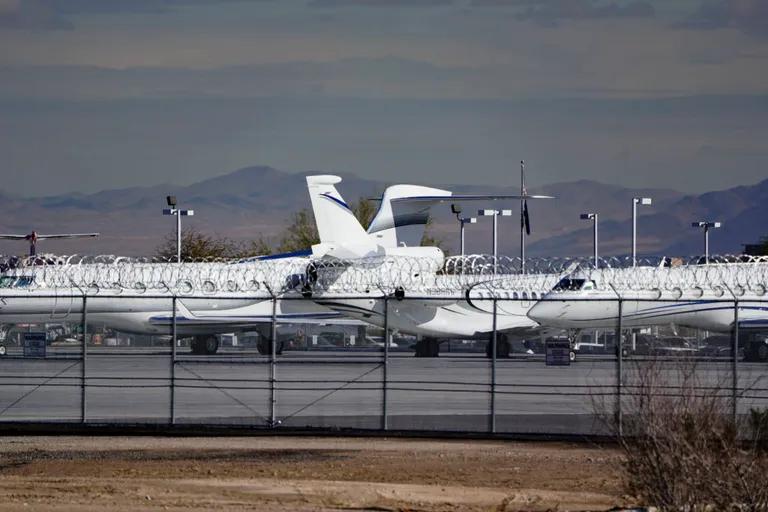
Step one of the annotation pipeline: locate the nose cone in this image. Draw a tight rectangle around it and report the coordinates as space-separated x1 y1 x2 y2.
528 299 567 326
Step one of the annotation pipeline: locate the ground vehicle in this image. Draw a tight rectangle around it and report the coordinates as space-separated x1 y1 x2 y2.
699 335 733 357
654 336 698 356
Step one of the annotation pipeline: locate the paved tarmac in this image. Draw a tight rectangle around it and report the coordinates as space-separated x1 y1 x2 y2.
1 348 766 435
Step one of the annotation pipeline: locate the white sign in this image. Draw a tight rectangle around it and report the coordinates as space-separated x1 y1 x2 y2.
23 332 47 358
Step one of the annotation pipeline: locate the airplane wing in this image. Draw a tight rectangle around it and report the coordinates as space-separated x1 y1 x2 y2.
0 235 30 240
149 301 366 329
35 233 100 240
390 194 554 204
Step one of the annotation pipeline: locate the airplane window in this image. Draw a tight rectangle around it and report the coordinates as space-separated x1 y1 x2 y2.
554 278 585 291
0 276 15 288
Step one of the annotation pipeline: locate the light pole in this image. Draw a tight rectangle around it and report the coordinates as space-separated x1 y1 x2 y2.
580 213 599 268
692 221 721 264
162 195 194 263
479 208 512 273
631 197 652 267
451 204 476 256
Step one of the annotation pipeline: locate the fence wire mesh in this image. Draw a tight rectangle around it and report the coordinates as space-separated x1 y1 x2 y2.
0 253 766 436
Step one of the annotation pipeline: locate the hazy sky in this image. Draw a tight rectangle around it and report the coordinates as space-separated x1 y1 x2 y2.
1 0 766 196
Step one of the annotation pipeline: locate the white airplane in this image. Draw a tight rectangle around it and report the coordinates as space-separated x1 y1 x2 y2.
527 264 768 361
0 259 342 355
305 175 561 357
0 175 554 358
0 231 99 256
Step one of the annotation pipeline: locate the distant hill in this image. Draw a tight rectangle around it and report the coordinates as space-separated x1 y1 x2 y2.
0 165 763 258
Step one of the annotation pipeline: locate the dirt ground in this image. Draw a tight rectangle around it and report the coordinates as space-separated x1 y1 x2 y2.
0 436 633 511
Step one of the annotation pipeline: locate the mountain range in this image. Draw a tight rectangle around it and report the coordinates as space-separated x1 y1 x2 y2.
0 165 764 258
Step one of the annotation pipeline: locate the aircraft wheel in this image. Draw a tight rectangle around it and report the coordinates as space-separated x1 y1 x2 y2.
486 336 510 358
427 338 440 357
0 344 5 356
569 351 576 362
257 339 282 356
756 343 768 363
203 336 219 355
415 339 439 357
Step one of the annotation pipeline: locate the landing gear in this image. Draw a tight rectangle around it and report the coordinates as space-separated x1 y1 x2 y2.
256 338 284 356
190 335 219 355
745 341 768 362
414 338 440 357
758 343 768 362
569 351 576 362
486 334 511 359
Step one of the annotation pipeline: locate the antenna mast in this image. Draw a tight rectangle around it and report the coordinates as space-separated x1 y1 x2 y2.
520 160 526 274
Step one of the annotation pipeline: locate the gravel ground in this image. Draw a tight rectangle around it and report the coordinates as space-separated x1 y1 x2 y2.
0 436 632 511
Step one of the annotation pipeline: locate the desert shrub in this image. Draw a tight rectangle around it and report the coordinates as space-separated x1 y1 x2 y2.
596 358 768 511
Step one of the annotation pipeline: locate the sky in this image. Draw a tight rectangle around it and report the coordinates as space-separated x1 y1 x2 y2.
0 0 767 196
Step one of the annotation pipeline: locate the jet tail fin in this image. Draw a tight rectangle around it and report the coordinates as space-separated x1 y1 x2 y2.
306 175 370 246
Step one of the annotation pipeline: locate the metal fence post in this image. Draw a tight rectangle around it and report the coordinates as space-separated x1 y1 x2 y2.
490 298 497 434
732 299 739 424
170 296 177 425
382 296 389 431
270 296 277 427
81 295 87 423
616 297 623 438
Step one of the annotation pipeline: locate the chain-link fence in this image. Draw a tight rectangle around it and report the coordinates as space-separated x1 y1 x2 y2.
1 290 766 435
1 252 766 432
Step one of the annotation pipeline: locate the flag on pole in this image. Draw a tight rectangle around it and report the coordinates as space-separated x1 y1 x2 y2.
521 161 531 236
523 200 531 235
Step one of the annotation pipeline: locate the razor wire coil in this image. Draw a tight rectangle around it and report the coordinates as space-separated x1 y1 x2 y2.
0 253 766 296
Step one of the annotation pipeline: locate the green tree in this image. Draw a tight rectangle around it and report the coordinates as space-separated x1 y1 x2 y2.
276 209 319 253
352 197 378 230
420 216 445 253
760 236 768 255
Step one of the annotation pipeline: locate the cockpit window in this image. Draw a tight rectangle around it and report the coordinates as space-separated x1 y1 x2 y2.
0 276 15 288
554 278 586 291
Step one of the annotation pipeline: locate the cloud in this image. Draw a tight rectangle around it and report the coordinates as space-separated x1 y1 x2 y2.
472 0 655 26
681 0 768 36
0 57 480 101
0 0 72 30
0 0 266 30
47 0 268 15
310 0 453 7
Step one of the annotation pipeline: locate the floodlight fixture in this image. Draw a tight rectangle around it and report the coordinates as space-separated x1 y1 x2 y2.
631 197 653 267
692 221 721 264
580 212 599 268
162 197 194 263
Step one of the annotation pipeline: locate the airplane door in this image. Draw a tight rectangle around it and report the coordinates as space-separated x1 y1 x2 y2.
51 285 74 320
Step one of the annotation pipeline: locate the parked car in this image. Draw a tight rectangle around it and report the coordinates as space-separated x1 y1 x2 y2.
699 335 733 357
652 336 698 356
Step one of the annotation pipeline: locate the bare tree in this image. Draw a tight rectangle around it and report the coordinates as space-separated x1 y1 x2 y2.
154 228 271 261
595 357 768 511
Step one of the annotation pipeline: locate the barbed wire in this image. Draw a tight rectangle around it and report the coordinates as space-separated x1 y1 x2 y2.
0 253 766 296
